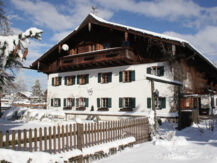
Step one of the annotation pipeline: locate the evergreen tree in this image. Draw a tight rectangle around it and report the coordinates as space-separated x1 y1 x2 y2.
31 80 43 103
0 0 43 114
0 0 43 91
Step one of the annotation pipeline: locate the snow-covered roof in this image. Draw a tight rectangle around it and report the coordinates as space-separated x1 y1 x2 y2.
89 13 186 43
19 91 31 98
146 74 182 86
31 13 217 72
88 13 217 70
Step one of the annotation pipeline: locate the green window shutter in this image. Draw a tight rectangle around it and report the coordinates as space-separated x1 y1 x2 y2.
159 67 164 76
58 99 61 107
119 72 123 82
98 73 101 83
76 98 79 107
51 99 53 106
85 98 89 107
52 78 54 86
108 98 112 108
161 97 166 108
97 98 100 107
147 98 151 109
58 77 62 85
64 77 67 85
72 98 75 106
130 71 135 81
64 98 66 107
85 75 89 84
77 75 80 84
119 98 123 108
108 72 112 82
72 76 76 85
132 98 136 108
147 67 151 74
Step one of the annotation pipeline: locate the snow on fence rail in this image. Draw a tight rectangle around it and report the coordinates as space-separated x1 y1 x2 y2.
0 118 149 154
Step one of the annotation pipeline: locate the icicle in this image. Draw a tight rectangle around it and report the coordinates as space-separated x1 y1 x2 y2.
37 61 40 69
88 23 91 32
172 44 176 55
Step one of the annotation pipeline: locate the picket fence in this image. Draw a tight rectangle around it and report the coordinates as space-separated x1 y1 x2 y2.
0 118 149 162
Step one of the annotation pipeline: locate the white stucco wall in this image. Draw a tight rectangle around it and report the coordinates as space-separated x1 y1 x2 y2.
47 62 175 115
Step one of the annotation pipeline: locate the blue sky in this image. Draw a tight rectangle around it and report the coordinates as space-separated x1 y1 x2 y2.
4 0 217 91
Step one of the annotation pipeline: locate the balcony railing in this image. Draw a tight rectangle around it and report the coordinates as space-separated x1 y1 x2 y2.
49 47 137 72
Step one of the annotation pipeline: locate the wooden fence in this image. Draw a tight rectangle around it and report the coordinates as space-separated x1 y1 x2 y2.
0 118 149 154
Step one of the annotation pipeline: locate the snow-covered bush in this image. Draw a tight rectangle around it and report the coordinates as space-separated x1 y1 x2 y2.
1 107 28 120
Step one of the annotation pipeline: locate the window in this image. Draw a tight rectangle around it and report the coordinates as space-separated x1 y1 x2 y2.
76 98 88 107
186 97 190 107
90 44 97 51
119 70 135 83
64 76 76 86
63 98 75 107
147 97 166 109
52 77 62 86
98 72 112 84
102 43 110 49
147 66 164 76
51 98 61 107
77 74 89 85
97 98 112 108
119 97 136 108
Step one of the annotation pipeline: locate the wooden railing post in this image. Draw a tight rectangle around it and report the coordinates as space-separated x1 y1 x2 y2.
77 123 83 163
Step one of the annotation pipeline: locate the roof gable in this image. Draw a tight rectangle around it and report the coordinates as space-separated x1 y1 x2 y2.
30 13 217 71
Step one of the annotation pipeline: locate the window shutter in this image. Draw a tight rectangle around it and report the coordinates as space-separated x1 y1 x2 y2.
64 98 66 107
147 67 151 74
147 98 151 109
58 99 61 107
51 99 53 106
108 72 112 82
72 76 75 85
85 75 89 84
52 78 54 86
119 72 123 82
119 98 123 108
76 98 79 107
85 98 89 107
158 67 164 76
161 97 166 108
97 98 100 108
58 77 62 85
130 71 135 81
72 98 75 106
64 77 67 85
77 75 80 84
132 98 136 108
108 98 112 108
98 73 101 83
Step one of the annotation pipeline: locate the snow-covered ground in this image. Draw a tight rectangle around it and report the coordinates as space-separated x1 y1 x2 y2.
95 121 217 163
0 107 217 163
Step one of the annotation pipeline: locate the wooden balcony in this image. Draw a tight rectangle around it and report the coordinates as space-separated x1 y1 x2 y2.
48 47 138 73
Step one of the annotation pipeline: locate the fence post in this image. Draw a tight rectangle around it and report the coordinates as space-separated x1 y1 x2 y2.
77 123 83 163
